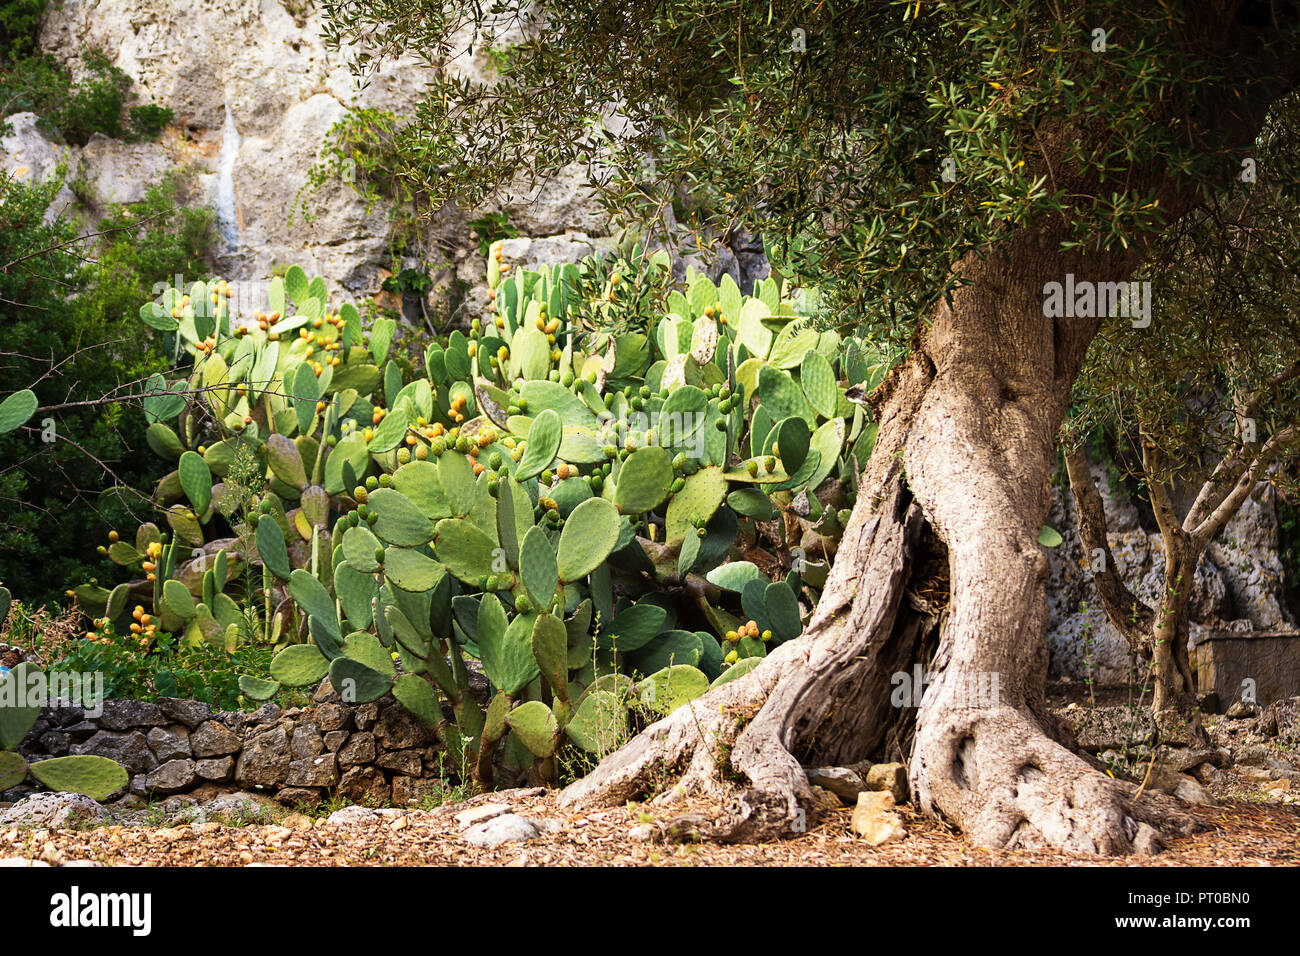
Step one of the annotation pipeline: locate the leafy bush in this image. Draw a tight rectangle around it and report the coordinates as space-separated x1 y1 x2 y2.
0 169 217 606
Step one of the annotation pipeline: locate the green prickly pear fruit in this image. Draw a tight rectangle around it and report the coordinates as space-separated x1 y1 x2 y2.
747 460 759 477
489 452 503 470
516 593 533 614
366 476 379 491
725 650 738 665
516 398 528 412
379 474 393 488
715 418 727 431
672 452 687 472
639 385 651 398
508 404 521 416
764 455 776 472
631 396 643 411
397 447 412 465
354 485 368 503
604 444 617 458
719 386 731 400
358 503 370 520
561 370 574 388
671 477 685 493
375 547 385 565
541 468 554 485
549 370 560 382
367 511 378 525
430 437 446 456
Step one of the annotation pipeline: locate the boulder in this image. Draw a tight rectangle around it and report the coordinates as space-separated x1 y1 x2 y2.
0 792 106 828
850 791 906 846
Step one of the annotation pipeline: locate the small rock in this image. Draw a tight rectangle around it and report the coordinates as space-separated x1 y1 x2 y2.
455 802 511 829
313 703 349 732
156 698 214 729
850 791 906 846
1225 699 1256 720
144 759 197 796
864 762 909 804
195 756 234 783
337 766 389 806
98 700 166 731
146 726 192 762
806 766 867 804
326 805 381 826
0 793 106 829
290 725 325 759
323 731 348 753
191 721 242 758
283 813 314 831
337 732 376 768
377 750 422 776
276 788 324 807
627 823 657 842
285 754 338 788
463 813 542 847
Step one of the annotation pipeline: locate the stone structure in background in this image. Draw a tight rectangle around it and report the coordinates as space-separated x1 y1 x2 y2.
1045 461 1300 708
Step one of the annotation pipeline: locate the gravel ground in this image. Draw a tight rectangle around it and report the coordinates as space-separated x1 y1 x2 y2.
3 784 1297 867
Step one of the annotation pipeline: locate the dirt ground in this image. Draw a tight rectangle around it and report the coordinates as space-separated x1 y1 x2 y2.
2 784 1296 867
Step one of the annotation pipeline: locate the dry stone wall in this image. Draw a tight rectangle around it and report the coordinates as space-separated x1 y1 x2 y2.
12 682 452 808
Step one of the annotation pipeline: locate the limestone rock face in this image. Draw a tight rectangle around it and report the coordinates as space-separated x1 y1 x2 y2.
15 0 621 308
1045 462 1295 684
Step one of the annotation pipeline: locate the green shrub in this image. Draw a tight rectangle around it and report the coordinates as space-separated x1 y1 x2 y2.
0 169 217 606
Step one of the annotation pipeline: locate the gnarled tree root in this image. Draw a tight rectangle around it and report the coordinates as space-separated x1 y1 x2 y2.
558 471 1207 854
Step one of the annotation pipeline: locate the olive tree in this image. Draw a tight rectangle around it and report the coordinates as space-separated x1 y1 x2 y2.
1065 103 1300 719
321 0 1300 854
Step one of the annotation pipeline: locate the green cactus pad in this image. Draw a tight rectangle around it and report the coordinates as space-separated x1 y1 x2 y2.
343 631 396 677
265 434 309 490
482 691 509 741
506 700 558 758
0 663 41 749
556 497 620 582
385 604 429 659
726 488 777 520
757 364 816 424
531 612 569 700
478 606 539 696
765 582 802 641
437 451 477 516
161 579 197 619
341 524 383 573
519 526 558 607
664 465 727 542
516 408 562 481
613 446 673 514
178 451 213 517
289 569 341 643
391 459 452 520
334 560 376 630
28 755 127 801
433 518 497 586
368 488 435 547
627 629 704 675
145 421 184 460
597 603 667 653
328 657 392 704
270 644 330 687
392 674 439 725
769 447 821 492
238 675 281 701
806 418 846 490
705 561 767 592
565 690 628 754
658 386 708 447
0 751 26 791
383 547 446 593
800 350 838 419
0 388 37 434
772 416 811 473
710 656 764 689
519 379 600 426
638 664 710 716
